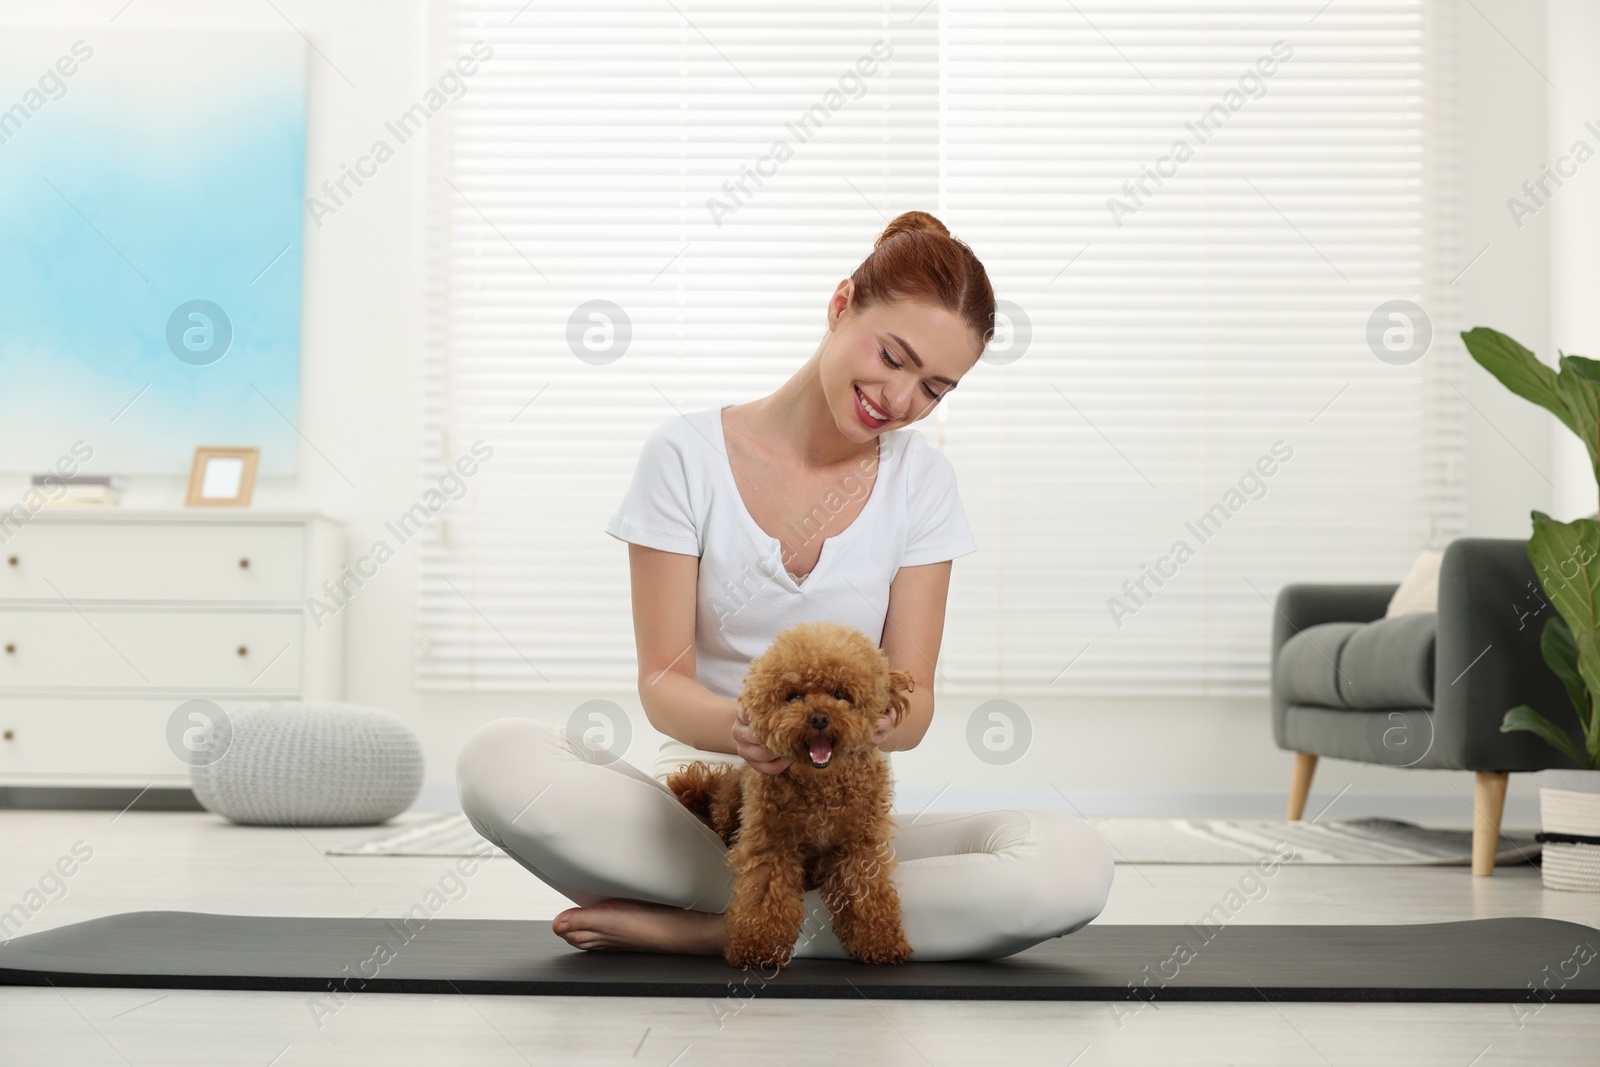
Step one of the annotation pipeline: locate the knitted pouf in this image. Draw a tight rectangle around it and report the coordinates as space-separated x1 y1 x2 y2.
190 703 423 826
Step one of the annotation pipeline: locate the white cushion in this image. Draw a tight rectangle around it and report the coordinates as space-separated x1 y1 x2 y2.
1385 549 1444 617
190 703 422 826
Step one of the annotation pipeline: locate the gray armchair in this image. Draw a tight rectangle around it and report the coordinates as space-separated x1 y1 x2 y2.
1270 537 1587 875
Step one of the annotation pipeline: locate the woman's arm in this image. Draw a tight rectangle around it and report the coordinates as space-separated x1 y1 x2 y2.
876 559 954 752
626 543 742 754
627 543 955 758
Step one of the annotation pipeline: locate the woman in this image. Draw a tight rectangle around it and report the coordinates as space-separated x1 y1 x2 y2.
455 211 1114 961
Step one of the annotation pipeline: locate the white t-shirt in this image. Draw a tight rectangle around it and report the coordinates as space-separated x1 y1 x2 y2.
605 403 978 780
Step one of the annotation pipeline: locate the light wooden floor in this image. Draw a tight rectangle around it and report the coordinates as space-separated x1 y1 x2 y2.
2 808 1596 1065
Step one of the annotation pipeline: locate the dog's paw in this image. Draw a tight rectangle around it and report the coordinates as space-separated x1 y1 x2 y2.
848 934 913 965
725 938 793 971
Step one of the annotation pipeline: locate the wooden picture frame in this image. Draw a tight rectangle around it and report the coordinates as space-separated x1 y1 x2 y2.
184 446 260 507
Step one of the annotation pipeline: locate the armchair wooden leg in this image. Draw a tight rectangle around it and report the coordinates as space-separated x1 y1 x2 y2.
1287 752 1318 821
1472 771 1510 877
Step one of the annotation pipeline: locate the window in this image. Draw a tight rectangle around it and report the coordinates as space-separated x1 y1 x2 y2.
419 0 1462 697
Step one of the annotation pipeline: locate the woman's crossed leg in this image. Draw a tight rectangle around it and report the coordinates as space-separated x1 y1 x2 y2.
455 716 1114 962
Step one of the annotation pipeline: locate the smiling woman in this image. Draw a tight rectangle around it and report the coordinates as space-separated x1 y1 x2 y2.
455 210 1117 963
613 210 996 776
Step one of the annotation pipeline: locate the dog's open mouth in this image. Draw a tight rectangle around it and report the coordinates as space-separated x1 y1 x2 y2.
805 730 834 769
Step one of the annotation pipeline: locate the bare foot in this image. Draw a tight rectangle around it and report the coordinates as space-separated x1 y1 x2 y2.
552 898 729 955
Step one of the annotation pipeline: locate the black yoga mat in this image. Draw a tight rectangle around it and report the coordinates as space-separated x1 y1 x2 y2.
2 911 1597 1003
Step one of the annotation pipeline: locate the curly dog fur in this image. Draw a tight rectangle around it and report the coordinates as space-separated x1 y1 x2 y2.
668 620 917 969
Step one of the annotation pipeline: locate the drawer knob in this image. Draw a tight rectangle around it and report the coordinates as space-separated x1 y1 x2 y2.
2 729 11 741
6 556 15 566
239 558 250 569
4 643 13 654
237 645 248 657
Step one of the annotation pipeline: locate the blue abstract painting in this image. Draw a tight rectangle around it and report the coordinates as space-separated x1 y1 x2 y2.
0 29 306 475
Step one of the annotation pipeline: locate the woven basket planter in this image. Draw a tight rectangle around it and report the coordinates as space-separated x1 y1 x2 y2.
1539 786 1600 892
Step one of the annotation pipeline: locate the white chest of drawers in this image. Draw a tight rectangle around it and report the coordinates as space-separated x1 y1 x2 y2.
0 510 345 786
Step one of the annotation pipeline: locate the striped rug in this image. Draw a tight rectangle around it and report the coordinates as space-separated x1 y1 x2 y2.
327 812 1539 867
1089 816 1538 866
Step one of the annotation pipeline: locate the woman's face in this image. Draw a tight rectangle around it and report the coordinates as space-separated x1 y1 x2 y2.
823 283 984 440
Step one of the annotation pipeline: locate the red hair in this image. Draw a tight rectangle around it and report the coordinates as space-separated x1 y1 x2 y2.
848 210 996 350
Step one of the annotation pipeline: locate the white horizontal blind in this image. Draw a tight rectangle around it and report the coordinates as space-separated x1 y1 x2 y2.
418 0 939 690
930 0 1465 696
419 0 1464 697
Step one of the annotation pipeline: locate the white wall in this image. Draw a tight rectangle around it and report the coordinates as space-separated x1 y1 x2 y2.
0 0 1581 822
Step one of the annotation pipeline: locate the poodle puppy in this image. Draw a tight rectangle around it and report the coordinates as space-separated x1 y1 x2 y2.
668 620 917 969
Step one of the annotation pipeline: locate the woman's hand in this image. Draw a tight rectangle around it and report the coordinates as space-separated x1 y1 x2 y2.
732 702 792 775
868 708 895 750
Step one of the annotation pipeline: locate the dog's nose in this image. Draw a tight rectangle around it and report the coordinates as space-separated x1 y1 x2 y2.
809 712 830 731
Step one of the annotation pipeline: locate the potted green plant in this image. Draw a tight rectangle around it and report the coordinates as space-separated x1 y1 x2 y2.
1461 326 1600 891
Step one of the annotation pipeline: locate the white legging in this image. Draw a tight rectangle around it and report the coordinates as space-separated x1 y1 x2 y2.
454 717 1115 962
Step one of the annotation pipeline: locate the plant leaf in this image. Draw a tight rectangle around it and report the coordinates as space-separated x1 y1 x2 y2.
1462 327 1575 435
1562 353 1600 381
1526 516 1600 765
1501 705 1586 766
1541 613 1588 722
1557 355 1600 481
1528 516 1600 638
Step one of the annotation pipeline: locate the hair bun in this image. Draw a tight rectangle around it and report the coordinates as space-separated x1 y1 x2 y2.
874 210 951 249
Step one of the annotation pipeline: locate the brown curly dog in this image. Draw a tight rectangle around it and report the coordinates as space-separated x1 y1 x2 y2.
667 620 917 969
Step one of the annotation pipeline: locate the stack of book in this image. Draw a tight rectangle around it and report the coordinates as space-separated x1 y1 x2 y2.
32 474 125 507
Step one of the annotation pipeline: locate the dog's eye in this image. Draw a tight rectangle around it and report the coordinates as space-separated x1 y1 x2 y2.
786 691 803 702
832 688 850 702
